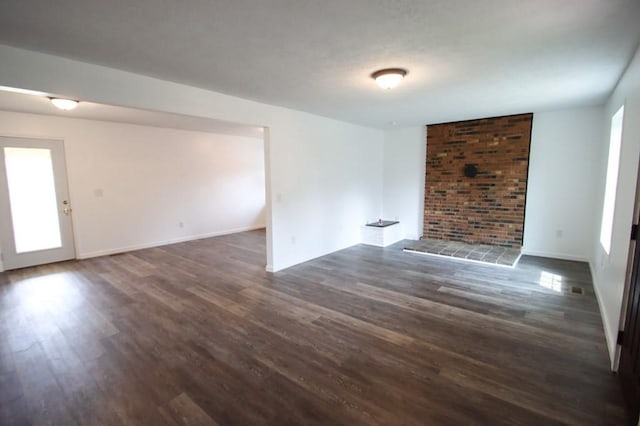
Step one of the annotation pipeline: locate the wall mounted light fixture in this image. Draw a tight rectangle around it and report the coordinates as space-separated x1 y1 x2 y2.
371 68 407 90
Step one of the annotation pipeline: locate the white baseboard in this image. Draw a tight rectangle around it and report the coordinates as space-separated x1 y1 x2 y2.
520 248 589 263
77 224 266 259
588 261 617 370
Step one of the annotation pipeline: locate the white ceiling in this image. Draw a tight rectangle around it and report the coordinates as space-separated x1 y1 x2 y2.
0 0 639 128
0 90 264 138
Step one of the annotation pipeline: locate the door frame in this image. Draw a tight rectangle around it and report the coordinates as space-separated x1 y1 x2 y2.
615 147 640 426
614 154 640 370
0 135 76 270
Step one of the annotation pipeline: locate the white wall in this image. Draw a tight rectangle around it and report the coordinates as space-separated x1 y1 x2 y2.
267 112 383 270
591 44 640 366
0 45 385 272
0 110 266 264
522 107 604 261
382 126 426 240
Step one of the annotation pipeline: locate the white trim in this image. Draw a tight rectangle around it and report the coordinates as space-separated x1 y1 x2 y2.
76 225 265 259
403 248 522 269
520 248 589 263
265 264 274 273
589 260 618 371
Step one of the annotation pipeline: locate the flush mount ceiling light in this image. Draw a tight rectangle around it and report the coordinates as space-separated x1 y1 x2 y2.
49 97 79 111
371 68 407 90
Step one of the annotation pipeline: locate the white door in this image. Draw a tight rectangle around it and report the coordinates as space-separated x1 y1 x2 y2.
0 137 75 270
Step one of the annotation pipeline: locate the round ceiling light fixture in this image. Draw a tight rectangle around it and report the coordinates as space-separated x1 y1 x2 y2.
371 68 407 90
49 97 79 111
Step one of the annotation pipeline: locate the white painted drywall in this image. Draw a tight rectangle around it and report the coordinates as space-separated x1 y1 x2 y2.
266 113 383 270
0 45 385 271
382 126 426 240
0 110 266 262
522 106 604 261
590 44 640 366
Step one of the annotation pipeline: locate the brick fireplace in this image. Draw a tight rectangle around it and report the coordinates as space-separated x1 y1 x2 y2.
423 113 533 248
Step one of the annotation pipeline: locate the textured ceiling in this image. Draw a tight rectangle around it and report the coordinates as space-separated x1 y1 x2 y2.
0 0 639 128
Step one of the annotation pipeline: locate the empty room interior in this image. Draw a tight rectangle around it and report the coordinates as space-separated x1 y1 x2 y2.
1 1 640 424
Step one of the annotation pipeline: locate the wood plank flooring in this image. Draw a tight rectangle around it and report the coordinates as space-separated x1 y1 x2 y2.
0 229 627 425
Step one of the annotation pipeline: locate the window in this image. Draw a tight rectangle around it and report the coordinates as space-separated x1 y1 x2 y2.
600 105 625 254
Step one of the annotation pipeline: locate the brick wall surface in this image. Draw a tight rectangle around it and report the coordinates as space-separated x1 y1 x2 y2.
423 113 533 248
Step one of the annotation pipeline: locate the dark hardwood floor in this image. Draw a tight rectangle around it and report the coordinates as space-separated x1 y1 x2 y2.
0 229 626 425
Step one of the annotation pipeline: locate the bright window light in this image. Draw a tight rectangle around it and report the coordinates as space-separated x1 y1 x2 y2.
540 271 563 292
4 147 62 253
600 105 625 254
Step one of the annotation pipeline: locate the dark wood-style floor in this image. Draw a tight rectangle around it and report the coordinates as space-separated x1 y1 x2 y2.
0 229 626 425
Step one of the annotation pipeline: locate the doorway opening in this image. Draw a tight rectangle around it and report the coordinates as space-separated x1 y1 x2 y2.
0 89 269 271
